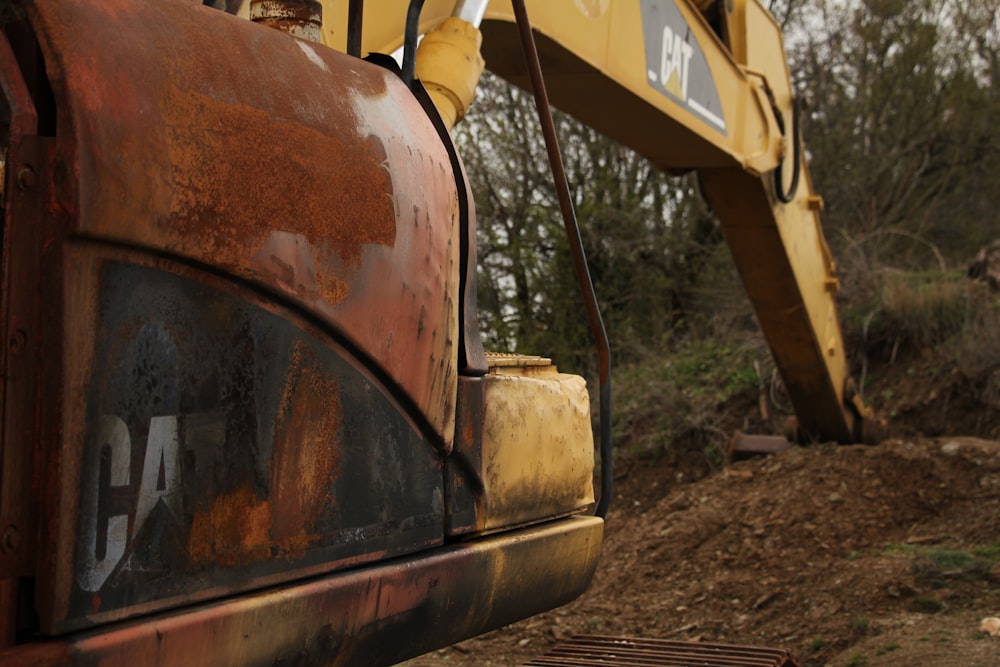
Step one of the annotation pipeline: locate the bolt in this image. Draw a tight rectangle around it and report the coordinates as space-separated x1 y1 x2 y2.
0 525 20 554
17 165 36 191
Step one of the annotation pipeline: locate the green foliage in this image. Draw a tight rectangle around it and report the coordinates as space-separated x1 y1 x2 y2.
457 73 726 377
881 271 973 345
909 597 944 613
809 638 826 652
613 337 768 458
972 542 1000 562
885 543 1000 585
883 543 919 556
846 653 867 667
876 643 900 655
796 0 1000 272
923 547 976 570
850 614 870 633
727 366 760 394
843 269 1000 380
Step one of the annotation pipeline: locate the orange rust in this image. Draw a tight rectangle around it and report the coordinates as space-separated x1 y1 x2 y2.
188 486 272 567
314 251 352 305
270 340 342 556
162 85 396 283
34 0 465 445
182 343 345 567
3 517 602 666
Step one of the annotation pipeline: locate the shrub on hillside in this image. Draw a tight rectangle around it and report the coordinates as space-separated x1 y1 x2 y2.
844 269 999 370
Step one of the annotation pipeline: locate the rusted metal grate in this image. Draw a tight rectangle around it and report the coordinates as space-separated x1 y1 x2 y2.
524 635 802 666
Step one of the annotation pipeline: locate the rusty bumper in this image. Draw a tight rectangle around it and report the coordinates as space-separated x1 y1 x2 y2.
1 516 604 667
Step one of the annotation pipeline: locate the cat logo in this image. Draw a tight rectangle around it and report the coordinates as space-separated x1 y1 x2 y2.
641 0 727 134
658 24 694 102
76 413 223 592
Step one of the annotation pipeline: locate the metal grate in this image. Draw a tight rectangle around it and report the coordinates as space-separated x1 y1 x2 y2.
523 635 802 667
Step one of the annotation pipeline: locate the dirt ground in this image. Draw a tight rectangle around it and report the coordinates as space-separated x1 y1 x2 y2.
403 355 1000 667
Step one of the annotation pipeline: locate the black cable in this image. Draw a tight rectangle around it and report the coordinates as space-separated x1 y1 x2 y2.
401 0 424 87
347 0 363 58
774 96 801 204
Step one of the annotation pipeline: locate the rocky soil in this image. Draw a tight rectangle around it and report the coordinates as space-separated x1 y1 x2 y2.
404 346 1000 666
408 437 1000 666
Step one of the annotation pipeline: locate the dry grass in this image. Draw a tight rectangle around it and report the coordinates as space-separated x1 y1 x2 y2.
847 269 1000 370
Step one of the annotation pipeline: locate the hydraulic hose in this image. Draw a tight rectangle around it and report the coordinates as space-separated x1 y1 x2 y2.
401 0 425 87
511 0 613 519
346 0 363 57
774 96 801 204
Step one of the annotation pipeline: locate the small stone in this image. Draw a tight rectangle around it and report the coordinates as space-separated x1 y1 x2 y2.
981 617 1000 636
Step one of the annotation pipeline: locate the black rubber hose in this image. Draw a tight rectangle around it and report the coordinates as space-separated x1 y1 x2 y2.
346 0 363 57
774 96 801 204
401 0 425 87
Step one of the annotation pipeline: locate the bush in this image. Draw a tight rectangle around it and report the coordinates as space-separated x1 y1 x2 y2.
612 335 772 467
843 269 1000 371
881 271 973 347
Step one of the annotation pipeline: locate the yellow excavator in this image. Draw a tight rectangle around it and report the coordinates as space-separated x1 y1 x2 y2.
0 1 879 664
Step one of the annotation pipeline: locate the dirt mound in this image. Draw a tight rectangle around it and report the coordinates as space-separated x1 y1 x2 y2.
405 437 1000 666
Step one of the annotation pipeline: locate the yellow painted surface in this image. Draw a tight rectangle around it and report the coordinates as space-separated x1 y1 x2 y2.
254 0 870 441
478 360 595 531
415 17 486 129
306 1 782 170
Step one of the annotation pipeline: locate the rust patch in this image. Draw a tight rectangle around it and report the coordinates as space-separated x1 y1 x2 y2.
270 340 342 557
35 0 464 444
5 517 602 666
185 342 343 566
162 85 395 279
250 0 323 41
188 486 272 568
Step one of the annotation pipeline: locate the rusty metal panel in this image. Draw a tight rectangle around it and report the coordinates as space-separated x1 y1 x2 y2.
26 0 461 449
250 0 324 41
525 635 802 666
727 432 793 462
2 516 604 667
0 26 49 648
40 249 444 632
1 0 600 650
447 375 487 535
0 0 471 635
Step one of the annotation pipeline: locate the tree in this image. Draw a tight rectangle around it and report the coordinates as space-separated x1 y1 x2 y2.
457 0 1000 375
455 73 725 373
792 0 1000 273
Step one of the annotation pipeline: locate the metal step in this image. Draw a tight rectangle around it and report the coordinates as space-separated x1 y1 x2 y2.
524 635 802 667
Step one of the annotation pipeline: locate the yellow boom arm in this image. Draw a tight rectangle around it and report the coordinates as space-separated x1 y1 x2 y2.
298 0 881 443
